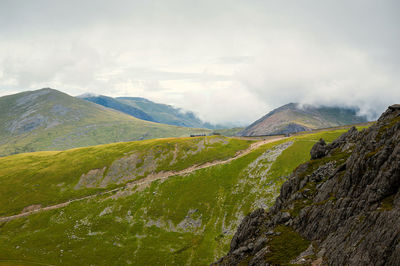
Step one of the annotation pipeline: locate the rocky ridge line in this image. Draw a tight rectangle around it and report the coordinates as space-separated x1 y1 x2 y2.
214 104 400 265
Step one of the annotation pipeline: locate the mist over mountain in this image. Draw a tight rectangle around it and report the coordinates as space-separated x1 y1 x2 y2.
1 1 398 125
239 103 369 136
80 94 221 129
0 88 210 156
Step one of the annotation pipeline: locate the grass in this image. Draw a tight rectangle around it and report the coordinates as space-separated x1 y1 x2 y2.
265 225 310 264
284 147 351 218
0 129 351 265
295 148 351 182
377 115 400 140
0 136 252 216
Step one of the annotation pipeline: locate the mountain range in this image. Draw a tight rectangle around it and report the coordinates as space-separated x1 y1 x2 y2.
80 94 218 129
239 103 368 136
0 89 373 157
0 87 397 265
0 88 374 157
0 88 209 156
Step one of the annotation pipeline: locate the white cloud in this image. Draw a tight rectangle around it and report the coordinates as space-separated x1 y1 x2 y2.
0 0 399 124
236 37 400 119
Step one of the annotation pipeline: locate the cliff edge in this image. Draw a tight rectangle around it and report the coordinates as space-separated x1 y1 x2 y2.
214 104 400 265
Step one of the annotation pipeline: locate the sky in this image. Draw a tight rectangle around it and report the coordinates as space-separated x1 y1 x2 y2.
0 0 399 125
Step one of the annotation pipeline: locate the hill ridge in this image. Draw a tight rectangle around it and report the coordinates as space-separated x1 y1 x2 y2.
0 88 210 156
0 136 284 222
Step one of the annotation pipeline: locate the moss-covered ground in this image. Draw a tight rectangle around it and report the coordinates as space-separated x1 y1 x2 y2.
265 225 310 265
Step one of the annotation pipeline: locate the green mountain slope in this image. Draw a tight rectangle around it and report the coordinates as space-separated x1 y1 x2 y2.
117 97 215 128
0 128 364 265
0 88 210 156
239 103 368 136
79 95 155 122
0 136 251 216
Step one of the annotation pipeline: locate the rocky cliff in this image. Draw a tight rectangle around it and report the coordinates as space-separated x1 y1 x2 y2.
214 104 400 265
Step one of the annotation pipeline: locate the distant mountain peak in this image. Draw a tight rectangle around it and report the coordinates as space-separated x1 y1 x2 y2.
38 87 54 92
239 103 368 136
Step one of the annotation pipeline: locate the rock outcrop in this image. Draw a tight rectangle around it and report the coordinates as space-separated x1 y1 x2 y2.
310 138 327 159
214 104 400 265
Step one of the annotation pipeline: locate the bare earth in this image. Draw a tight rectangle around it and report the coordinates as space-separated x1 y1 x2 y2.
0 136 285 222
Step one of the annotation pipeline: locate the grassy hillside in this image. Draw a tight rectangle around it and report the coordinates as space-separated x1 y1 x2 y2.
0 128 360 265
0 88 210 156
0 136 251 216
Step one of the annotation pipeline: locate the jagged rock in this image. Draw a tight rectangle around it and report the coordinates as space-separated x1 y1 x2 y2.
290 244 315 264
276 211 291 224
253 237 268 254
214 105 400 265
310 138 327 159
389 104 400 110
229 208 266 252
249 246 270 266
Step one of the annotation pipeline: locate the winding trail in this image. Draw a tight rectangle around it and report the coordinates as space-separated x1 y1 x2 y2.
0 136 286 223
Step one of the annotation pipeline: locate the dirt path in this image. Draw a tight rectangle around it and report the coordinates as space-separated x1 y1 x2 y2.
0 136 286 223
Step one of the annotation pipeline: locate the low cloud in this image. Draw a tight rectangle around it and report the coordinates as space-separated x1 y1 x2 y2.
236 38 400 120
0 0 398 125
216 56 254 65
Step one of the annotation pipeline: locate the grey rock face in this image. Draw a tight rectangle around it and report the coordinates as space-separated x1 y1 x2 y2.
8 113 45 134
389 104 400 111
214 105 400 265
310 138 327 159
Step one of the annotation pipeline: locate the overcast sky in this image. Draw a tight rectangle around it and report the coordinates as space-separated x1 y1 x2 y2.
0 0 399 125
